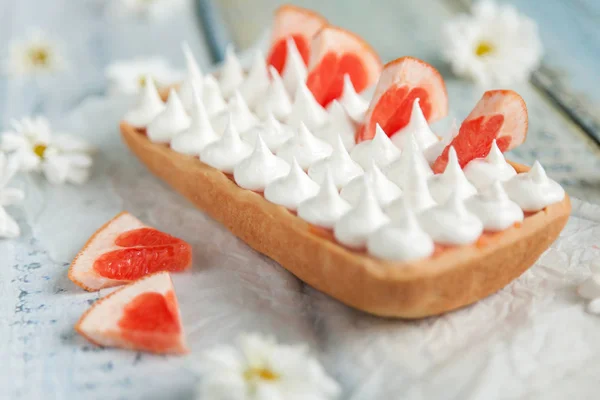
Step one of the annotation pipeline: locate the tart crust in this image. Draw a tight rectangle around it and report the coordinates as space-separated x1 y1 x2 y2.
120 122 571 318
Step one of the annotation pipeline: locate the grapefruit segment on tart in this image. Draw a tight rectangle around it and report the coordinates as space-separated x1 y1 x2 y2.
432 90 528 173
69 211 192 292
306 26 382 107
266 4 328 74
76 271 188 354
358 56 448 142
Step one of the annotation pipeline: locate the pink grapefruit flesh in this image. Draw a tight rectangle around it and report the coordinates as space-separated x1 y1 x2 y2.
358 56 448 142
306 26 382 107
266 5 328 74
432 90 528 173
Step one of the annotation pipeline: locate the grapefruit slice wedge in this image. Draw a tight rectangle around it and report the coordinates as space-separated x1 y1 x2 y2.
76 271 188 354
306 26 382 107
432 90 528 173
358 56 448 142
266 4 328 74
69 211 192 291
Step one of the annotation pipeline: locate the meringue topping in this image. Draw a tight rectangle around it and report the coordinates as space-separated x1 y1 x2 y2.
171 83 219 155
218 45 245 98
390 98 439 151
201 75 227 116
238 50 270 109
146 89 190 143
466 181 524 231
385 160 437 221
240 112 294 152
200 116 252 174
384 132 433 189
334 181 391 249
427 146 477 204
264 157 320 211
297 170 351 229
254 66 293 121
502 161 565 212
281 38 308 97
123 75 165 128
463 140 517 190
423 118 458 164
338 74 369 123
286 81 329 131
211 91 260 134
276 122 333 170
340 161 401 207
178 42 204 111
367 207 435 261
308 134 363 189
233 134 290 191
317 100 357 151
419 191 484 245
350 124 401 169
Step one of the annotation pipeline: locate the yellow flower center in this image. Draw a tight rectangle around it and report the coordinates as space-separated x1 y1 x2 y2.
138 75 147 87
28 47 50 66
244 367 279 382
33 143 47 159
475 41 494 57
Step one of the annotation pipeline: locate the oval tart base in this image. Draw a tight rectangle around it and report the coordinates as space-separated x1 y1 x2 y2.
120 122 571 318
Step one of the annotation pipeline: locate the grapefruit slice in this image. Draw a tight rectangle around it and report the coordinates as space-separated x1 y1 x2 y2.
306 26 382 107
266 5 328 74
69 211 192 291
358 56 448 142
432 90 528 173
76 271 188 354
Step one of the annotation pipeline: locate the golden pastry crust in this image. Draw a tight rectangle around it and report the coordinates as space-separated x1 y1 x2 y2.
120 122 571 318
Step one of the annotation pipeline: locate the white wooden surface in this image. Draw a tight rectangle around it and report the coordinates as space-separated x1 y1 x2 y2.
2 1 600 399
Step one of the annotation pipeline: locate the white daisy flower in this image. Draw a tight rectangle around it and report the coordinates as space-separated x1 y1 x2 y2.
105 57 184 95
1 117 94 185
5 30 68 77
442 0 543 86
198 333 340 400
107 0 189 20
0 153 25 239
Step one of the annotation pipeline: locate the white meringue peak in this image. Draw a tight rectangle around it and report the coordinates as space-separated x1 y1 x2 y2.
464 139 517 190
171 83 218 156
334 181 391 249
240 112 294 153
146 89 190 143
254 66 293 121
238 50 270 109
264 157 320 211
338 74 369 123
281 37 308 98
427 146 477 204
212 90 260 134
218 45 245 98
317 100 357 151
367 206 435 262
392 156 437 215
308 133 363 189
286 81 329 131
178 41 204 111
202 75 227 116
350 124 401 170
424 118 458 164
419 191 483 246
200 115 252 174
391 98 439 151
384 132 433 189
466 181 524 231
234 134 290 191
276 122 333 170
502 161 565 212
123 75 165 128
297 169 351 229
340 161 401 207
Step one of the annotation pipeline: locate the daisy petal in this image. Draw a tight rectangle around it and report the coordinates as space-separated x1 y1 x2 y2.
66 167 90 185
0 132 28 152
0 206 20 238
52 134 94 153
42 155 69 184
